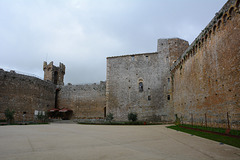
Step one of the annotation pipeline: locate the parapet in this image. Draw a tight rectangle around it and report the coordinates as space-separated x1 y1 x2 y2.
43 61 66 85
59 62 65 73
107 52 158 59
170 0 239 72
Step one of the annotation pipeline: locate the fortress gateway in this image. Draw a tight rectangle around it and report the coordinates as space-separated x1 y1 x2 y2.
0 0 239 129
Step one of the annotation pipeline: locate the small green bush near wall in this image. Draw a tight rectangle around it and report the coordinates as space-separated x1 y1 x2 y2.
174 114 181 125
4 108 15 124
128 112 138 122
106 113 114 122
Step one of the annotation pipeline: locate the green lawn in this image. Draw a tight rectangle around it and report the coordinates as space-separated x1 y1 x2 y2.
167 125 240 148
179 124 240 136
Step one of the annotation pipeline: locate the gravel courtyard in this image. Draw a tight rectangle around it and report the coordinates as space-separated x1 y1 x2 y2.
0 124 239 160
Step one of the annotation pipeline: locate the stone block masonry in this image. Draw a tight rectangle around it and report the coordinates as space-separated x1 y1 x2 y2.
106 52 161 121
0 69 56 122
106 37 189 122
43 61 65 85
57 81 106 119
0 0 239 129
171 0 240 130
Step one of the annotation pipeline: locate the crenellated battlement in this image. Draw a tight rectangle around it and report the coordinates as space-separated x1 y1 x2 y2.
43 61 65 85
170 0 240 130
170 0 239 73
43 61 65 73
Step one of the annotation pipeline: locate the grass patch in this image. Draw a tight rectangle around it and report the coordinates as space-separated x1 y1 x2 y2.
180 124 240 136
167 125 240 148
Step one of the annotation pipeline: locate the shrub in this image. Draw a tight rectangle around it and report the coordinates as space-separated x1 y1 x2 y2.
128 112 138 122
106 113 114 122
175 114 181 125
4 108 15 124
37 111 48 123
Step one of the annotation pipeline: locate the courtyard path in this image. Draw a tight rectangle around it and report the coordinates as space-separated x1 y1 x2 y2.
0 124 239 160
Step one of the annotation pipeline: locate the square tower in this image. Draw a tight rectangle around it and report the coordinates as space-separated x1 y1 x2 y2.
106 38 189 122
43 61 65 85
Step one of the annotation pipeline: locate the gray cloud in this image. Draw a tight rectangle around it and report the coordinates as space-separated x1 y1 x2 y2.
0 0 226 84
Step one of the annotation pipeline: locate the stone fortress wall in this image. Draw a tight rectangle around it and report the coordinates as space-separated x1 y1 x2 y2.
170 0 240 129
0 61 107 122
0 0 239 129
0 69 56 121
106 38 189 121
57 81 106 119
106 52 161 121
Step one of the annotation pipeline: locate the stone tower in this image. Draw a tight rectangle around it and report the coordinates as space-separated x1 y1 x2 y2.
106 38 189 121
43 61 65 85
157 38 189 121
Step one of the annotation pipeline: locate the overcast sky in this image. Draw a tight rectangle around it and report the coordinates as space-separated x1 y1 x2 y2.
0 0 227 84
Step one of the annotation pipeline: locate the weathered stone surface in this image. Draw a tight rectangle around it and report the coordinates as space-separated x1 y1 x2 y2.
106 38 189 121
43 61 65 85
57 82 106 119
171 0 240 129
0 0 239 128
0 70 55 121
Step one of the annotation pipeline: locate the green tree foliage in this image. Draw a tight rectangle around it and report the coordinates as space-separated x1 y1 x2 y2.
128 112 138 122
106 113 114 122
4 108 15 124
175 114 181 125
37 111 48 123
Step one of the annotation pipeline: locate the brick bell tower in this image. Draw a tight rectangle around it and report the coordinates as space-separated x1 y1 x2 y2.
43 61 65 85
